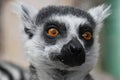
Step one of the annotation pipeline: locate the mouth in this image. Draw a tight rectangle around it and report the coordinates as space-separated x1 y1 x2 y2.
52 68 75 76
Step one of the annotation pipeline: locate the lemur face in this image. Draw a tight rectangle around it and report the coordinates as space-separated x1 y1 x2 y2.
18 4 110 71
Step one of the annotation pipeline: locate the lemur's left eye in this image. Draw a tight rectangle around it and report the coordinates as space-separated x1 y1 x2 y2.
82 32 92 40
47 28 59 37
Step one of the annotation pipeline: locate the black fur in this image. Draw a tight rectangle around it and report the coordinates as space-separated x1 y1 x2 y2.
0 62 26 80
84 74 94 80
50 38 85 67
43 20 67 45
36 6 95 27
0 65 14 80
78 24 94 48
30 65 39 80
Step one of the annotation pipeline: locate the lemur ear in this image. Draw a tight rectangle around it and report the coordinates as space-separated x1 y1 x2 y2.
19 3 38 23
16 2 38 39
88 4 111 24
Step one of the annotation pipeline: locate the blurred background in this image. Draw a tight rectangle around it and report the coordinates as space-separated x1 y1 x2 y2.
0 0 120 80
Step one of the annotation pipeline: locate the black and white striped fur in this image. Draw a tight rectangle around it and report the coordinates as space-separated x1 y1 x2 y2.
1 3 111 80
0 61 93 80
20 4 110 80
0 61 29 80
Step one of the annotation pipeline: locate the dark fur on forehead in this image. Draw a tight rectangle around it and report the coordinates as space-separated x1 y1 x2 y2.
36 6 96 27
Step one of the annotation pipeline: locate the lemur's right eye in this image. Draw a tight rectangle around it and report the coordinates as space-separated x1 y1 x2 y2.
82 32 92 40
47 28 59 37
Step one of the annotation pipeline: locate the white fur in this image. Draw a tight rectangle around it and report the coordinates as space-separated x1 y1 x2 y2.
88 4 111 25
14 2 38 22
0 62 21 80
50 15 88 50
24 15 101 80
18 3 111 80
0 72 9 80
14 2 38 42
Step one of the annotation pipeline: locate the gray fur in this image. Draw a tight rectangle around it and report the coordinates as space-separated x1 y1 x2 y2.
29 65 93 80
18 3 111 80
36 6 95 27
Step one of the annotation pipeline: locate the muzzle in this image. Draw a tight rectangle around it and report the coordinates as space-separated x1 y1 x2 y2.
50 38 85 67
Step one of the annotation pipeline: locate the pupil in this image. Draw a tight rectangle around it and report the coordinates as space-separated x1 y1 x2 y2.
52 30 57 34
86 34 89 37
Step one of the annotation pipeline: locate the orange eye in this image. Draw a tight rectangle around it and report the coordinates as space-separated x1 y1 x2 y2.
48 28 59 37
82 32 92 40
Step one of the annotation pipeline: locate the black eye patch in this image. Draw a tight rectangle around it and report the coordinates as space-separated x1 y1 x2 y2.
43 20 67 45
78 24 94 48
24 27 33 39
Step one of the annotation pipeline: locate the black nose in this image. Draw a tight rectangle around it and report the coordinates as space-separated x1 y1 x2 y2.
56 38 85 67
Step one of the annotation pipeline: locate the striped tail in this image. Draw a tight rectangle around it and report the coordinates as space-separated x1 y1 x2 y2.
0 61 29 80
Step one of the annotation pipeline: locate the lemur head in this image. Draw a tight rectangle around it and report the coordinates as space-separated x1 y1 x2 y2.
18 4 110 72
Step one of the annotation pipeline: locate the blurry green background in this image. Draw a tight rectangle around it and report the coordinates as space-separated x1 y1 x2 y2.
0 0 120 80
103 0 120 80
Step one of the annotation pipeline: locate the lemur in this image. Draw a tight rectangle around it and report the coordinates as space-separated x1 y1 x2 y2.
0 3 111 80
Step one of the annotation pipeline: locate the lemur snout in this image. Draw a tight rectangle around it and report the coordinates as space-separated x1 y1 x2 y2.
51 38 85 67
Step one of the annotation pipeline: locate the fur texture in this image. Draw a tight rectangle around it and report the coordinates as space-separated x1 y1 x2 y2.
0 61 29 80
17 3 111 80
